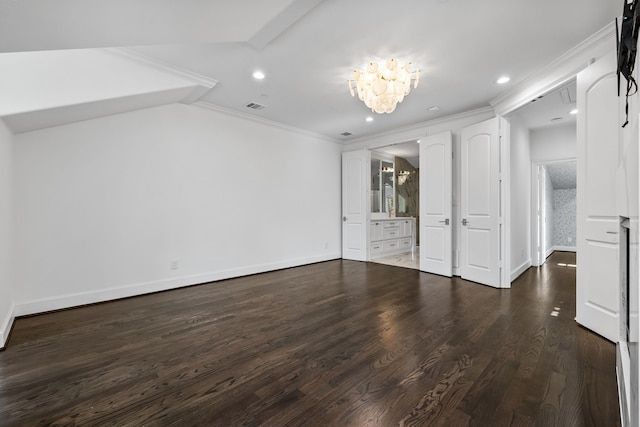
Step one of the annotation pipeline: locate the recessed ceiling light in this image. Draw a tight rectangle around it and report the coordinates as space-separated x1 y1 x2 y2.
428 106 440 112
569 109 578 115
416 139 421 144
496 76 510 84
253 71 265 80
366 117 374 122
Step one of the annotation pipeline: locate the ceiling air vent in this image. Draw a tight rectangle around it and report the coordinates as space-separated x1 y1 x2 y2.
559 86 576 104
341 132 352 136
246 102 266 110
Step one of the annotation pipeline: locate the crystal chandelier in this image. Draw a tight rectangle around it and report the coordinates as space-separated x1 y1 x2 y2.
348 58 420 114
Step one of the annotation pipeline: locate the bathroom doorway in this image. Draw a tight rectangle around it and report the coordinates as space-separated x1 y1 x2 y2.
369 140 420 270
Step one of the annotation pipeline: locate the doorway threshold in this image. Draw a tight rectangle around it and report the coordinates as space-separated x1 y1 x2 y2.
371 248 419 270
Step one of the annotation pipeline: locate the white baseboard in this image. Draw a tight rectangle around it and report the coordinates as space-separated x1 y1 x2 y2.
545 247 554 259
511 259 532 282
13 253 341 319
0 303 15 350
554 245 576 253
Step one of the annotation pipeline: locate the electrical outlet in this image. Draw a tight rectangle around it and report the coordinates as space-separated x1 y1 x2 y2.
568 237 572 243
170 260 179 270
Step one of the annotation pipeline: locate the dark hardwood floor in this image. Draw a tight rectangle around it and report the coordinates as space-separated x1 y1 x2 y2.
0 252 620 426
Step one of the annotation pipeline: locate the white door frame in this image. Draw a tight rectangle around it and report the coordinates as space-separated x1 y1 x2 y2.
530 159 577 266
500 117 511 288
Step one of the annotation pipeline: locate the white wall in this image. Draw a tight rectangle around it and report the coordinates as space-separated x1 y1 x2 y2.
509 116 531 280
530 123 576 163
12 103 342 316
0 118 14 348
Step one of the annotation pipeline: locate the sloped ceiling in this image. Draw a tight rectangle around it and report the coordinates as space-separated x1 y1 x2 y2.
0 0 305 52
547 161 577 190
0 49 217 133
0 0 620 138
0 0 319 133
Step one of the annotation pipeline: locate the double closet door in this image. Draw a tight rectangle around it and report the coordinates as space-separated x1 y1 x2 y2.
342 116 505 288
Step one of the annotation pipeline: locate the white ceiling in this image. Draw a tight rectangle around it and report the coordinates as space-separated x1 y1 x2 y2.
368 78 580 161
0 0 620 140
508 79 578 130
0 0 305 51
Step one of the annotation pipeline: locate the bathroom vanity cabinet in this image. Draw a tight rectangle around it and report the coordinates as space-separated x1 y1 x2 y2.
369 217 415 259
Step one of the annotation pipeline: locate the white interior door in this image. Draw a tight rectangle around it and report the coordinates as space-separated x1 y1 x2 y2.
342 149 369 261
460 117 501 287
420 131 453 276
576 51 619 342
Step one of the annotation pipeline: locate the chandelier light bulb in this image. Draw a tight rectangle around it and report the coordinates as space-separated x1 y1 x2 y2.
348 58 420 114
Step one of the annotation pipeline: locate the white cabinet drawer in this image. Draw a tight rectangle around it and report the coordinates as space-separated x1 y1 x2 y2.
383 227 400 240
400 238 411 249
370 242 384 254
369 218 414 259
400 220 412 237
383 239 400 252
370 222 384 241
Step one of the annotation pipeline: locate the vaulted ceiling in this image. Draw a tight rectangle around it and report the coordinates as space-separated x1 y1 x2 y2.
0 0 620 140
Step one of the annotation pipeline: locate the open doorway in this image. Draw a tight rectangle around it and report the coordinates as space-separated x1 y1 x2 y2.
369 140 420 269
505 78 578 272
534 160 577 265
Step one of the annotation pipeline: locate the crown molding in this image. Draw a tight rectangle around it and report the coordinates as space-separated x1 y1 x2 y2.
491 21 616 116
192 101 342 145
344 106 495 148
105 48 218 89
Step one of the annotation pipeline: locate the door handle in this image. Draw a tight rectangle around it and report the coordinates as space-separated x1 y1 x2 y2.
343 216 347 222
462 218 468 226
439 218 450 225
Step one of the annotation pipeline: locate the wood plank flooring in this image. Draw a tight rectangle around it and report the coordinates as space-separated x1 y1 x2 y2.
0 252 620 426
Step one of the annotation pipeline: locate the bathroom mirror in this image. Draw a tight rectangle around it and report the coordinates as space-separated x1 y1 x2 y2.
371 156 395 216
